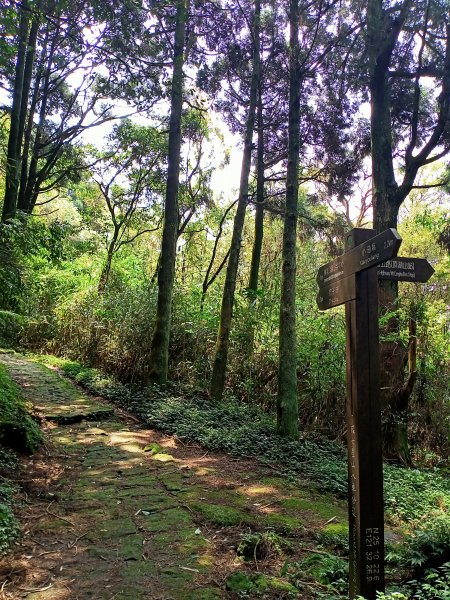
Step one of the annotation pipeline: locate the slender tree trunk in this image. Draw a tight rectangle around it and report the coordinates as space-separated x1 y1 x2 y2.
209 0 261 401
2 4 30 222
244 90 265 355
148 0 187 383
200 199 237 311
276 0 300 439
248 90 265 295
98 227 119 294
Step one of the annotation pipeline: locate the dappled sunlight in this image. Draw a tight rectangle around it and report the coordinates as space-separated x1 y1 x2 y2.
159 437 178 449
258 504 280 515
239 484 277 497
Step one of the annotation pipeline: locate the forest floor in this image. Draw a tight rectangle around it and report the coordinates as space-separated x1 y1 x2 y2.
0 353 349 600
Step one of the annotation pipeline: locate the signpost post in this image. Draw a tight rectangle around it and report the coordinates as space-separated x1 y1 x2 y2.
316 228 434 600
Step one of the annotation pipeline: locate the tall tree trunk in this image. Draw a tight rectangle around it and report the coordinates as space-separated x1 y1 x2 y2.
367 0 411 462
23 27 58 214
248 90 265 295
18 18 45 212
2 4 30 222
209 0 261 401
276 0 300 439
148 0 187 383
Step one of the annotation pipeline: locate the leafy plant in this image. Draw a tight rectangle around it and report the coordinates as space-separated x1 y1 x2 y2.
0 501 20 556
387 517 450 574
288 553 348 595
237 531 289 560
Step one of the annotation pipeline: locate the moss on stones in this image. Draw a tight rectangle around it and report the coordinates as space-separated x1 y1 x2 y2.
191 502 250 527
262 512 303 533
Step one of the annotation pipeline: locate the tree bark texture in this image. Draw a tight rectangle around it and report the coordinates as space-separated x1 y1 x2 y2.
209 0 261 401
2 4 30 222
276 0 300 439
148 0 187 383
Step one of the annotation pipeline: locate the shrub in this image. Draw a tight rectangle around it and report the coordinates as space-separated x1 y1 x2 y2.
0 311 27 347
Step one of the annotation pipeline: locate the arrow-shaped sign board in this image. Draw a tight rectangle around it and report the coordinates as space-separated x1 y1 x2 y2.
317 274 356 311
377 257 434 282
317 228 402 288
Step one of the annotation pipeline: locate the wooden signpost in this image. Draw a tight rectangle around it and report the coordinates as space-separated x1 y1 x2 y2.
316 228 434 600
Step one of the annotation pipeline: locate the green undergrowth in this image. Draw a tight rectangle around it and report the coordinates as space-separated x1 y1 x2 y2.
0 311 26 347
33 355 450 598
0 363 42 453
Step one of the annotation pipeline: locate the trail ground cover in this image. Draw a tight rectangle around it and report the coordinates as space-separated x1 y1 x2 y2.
0 353 449 599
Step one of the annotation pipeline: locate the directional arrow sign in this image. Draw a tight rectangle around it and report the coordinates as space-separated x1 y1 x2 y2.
377 257 434 282
317 274 356 310
317 228 402 288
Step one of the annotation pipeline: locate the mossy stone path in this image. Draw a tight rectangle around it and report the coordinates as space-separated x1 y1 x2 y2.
0 354 349 599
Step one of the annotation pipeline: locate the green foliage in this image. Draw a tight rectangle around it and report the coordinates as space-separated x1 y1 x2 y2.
0 502 20 556
403 562 450 599
48 280 158 381
288 553 349 594
0 220 24 311
0 311 27 347
0 364 42 453
384 466 450 524
357 563 450 599
387 517 450 574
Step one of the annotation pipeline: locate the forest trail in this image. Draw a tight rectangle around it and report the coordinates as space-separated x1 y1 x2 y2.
0 354 348 599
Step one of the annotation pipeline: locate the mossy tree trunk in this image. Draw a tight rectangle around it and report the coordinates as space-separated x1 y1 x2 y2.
148 0 187 383
209 0 261 401
276 0 300 439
